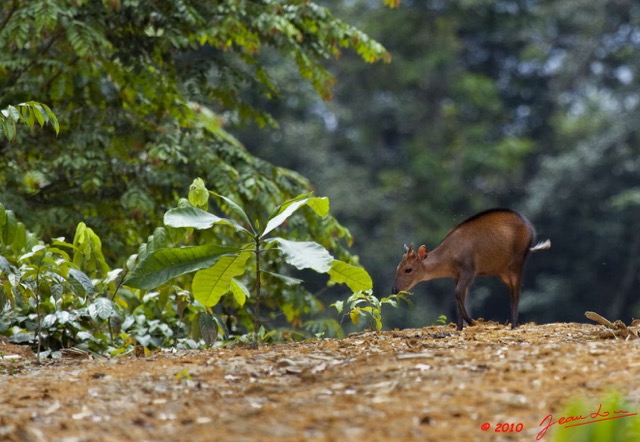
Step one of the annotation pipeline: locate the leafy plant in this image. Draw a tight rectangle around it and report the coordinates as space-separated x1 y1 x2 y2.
0 203 218 356
0 210 110 357
125 178 373 336
332 290 412 331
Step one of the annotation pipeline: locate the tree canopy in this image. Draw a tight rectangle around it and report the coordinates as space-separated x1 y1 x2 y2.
0 0 389 259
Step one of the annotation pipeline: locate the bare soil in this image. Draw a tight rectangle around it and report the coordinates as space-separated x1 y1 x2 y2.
1 321 639 442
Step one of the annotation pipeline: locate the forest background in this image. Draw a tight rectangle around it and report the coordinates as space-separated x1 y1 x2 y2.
1 0 639 355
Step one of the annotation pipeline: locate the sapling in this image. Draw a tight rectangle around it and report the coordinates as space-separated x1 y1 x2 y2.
125 178 372 336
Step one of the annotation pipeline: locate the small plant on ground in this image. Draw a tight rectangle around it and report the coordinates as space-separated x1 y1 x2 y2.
0 204 211 357
332 290 412 331
0 207 117 357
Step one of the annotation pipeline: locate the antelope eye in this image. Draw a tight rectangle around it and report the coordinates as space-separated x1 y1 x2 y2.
404 268 413 274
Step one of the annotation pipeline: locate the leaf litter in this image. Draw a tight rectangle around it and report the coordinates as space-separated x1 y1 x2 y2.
1 320 639 442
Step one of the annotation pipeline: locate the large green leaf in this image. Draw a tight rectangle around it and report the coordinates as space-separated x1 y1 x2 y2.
261 195 330 238
88 297 118 321
230 279 250 306
163 206 244 232
2 210 17 246
68 268 95 295
124 244 238 290
261 193 313 238
306 197 330 217
193 251 252 307
268 237 333 273
328 260 373 292
210 192 254 234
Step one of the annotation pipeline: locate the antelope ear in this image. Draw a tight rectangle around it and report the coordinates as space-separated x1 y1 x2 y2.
418 245 428 260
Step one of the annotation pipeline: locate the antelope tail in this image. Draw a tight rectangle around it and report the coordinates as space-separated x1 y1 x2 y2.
530 239 551 252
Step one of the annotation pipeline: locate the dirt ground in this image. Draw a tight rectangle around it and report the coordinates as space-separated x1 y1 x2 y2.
1 321 639 442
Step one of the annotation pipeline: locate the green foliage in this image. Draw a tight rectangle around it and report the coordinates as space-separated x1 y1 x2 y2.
0 204 39 256
552 392 640 442
0 202 220 356
0 0 390 266
0 0 395 353
0 208 110 357
0 102 59 140
1 175 373 351
126 178 373 337
333 290 412 331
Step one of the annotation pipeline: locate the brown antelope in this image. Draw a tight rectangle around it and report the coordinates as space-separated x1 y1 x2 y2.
392 209 550 330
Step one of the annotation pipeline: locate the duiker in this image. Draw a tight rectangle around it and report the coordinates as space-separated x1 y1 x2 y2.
392 209 550 330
